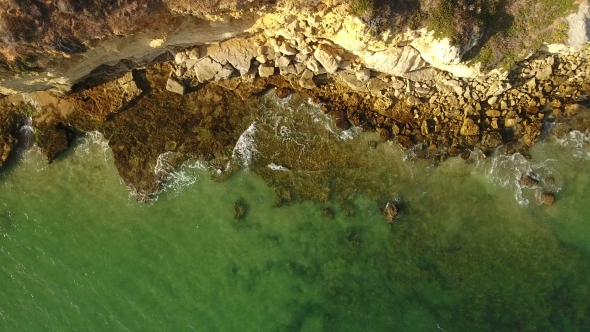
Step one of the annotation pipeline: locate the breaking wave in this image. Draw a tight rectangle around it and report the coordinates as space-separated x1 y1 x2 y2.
231 122 258 170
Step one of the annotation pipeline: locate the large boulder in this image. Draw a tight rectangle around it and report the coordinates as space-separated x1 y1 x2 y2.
299 69 316 89
206 38 257 76
363 46 428 79
165 78 185 95
194 57 223 82
313 44 341 73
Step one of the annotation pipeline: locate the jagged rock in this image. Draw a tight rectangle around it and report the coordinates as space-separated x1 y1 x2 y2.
306 57 321 72
460 118 480 136
363 46 427 78
565 103 586 116
367 78 389 93
166 78 185 95
313 44 341 73
541 192 555 205
216 64 235 80
258 65 275 77
279 65 297 75
188 48 200 59
535 65 553 80
275 56 291 67
338 72 369 92
194 57 223 82
175 52 187 64
486 109 502 117
376 127 391 141
355 68 371 82
277 43 297 55
335 119 351 130
206 38 257 76
294 63 307 75
396 135 412 150
486 81 510 97
299 69 316 89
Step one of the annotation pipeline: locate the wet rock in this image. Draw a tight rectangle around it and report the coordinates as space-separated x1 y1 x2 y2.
541 192 555 205
564 103 586 117
329 110 345 120
234 201 246 220
396 135 412 150
376 127 391 141
276 87 291 99
368 140 378 149
335 119 351 130
321 207 334 220
382 201 400 223
519 174 539 187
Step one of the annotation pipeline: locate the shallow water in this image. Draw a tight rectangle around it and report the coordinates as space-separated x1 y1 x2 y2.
2 101 590 331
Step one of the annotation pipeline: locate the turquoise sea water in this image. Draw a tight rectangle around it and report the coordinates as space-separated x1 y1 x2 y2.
2 103 590 331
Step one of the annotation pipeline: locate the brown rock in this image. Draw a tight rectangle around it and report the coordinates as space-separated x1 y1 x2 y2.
460 118 480 136
330 110 345 120
377 127 391 141
564 103 586 117
335 119 351 131
519 174 539 188
382 202 400 223
541 192 555 205
275 87 291 99
396 135 412 150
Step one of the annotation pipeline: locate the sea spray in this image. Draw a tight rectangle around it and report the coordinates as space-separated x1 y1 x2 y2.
267 163 289 171
231 122 258 170
153 152 208 199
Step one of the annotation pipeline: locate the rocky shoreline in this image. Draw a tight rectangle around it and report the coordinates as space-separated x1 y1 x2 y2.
0 2 589 203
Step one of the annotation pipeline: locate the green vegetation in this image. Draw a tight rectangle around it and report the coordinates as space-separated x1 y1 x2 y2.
349 0 375 17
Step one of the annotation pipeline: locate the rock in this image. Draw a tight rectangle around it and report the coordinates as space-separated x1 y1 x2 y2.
367 78 389 93
519 174 539 187
541 192 555 205
368 140 378 149
363 46 427 78
215 63 235 80
234 201 246 220
275 56 291 67
564 103 586 116
206 38 257 76
188 48 200 59
299 69 316 89
306 57 321 72
535 65 553 80
339 72 369 92
321 207 334 220
376 127 391 141
355 68 371 82
382 201 400 223
294 63 307 75
481 131 503 149
505 118 517 127
258 65 275 77
165 140 177 151
277 43 298 55
194 57 223 82
486 109 502 117
313 44 341 73
460 118 480 136
279 65 297 75
165 78 185 95
486 81 509 97
276 88 291 99
396 135 412 150
174 52 187 64
335 119 351 130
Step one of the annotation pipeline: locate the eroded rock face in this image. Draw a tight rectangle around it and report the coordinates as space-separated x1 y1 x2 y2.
363 46 429 80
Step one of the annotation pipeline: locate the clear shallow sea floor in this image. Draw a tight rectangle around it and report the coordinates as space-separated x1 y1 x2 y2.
1 111 590 331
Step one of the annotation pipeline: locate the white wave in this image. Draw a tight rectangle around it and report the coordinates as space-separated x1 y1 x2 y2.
554 130 590 159
484 152 560 206
267 163 289 171
73 131 111 160
231 122 258 170
153 152 208 199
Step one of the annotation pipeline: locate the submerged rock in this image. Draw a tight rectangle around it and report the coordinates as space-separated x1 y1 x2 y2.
520 174 539 187
234 201 246 220
321 207 334 220
382 201 401 223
